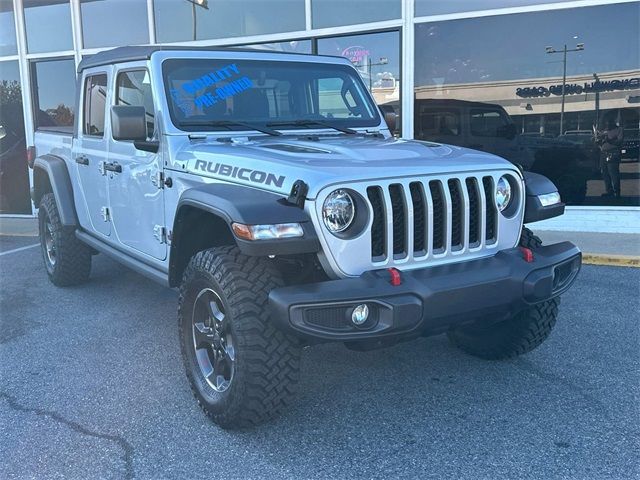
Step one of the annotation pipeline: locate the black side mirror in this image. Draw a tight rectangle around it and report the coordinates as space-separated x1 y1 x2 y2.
111 105 146 141
379 105 397 133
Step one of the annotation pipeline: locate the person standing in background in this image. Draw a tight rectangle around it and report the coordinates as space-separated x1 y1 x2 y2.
596 118 624 197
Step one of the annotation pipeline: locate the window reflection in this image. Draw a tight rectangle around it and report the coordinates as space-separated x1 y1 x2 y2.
116 70 155 139
318 30 401 133
154 0 305 43
414 3 640 206
415 0 575 17
244 40 312 54
0 0 18 56
32 58 77 129
83 74 107 137
312 0 400 28
80 0 148 48
0 61 30 213
24 0 73 53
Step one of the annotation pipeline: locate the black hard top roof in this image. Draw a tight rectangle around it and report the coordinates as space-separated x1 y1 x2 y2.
77 45 335 73
415 98 505 109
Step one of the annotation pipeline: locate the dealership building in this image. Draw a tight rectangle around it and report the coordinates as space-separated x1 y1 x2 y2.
0 0 638 231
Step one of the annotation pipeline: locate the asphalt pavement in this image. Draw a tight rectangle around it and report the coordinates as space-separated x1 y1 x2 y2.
1 235 639 479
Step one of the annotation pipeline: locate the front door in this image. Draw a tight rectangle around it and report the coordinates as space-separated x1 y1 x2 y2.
107 66 166 261
75 70 111 237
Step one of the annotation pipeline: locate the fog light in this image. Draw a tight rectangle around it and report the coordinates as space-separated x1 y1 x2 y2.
351 304 369 326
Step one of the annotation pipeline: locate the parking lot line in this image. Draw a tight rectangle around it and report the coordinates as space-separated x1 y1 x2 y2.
0 243 40 257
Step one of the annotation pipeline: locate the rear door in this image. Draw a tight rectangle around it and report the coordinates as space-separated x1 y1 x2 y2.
107 65 166 260
74 69 111 237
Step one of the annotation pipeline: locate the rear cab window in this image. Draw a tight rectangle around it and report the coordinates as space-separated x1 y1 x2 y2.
83 74 108 137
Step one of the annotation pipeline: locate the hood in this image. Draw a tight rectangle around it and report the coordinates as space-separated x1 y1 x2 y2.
173 135 517 198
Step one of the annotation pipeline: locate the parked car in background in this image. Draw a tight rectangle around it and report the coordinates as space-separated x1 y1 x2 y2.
0 103 31 214
414 99 595 204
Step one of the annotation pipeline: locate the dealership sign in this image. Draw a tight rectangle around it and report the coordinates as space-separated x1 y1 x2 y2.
516 77 640 98
341 46 370 64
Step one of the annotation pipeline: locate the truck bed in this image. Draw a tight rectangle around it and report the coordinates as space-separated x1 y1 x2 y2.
34 129 73 161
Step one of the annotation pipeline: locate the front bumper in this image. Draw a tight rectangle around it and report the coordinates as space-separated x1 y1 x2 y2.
269 242 581 342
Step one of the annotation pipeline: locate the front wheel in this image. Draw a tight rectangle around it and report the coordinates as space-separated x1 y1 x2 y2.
178 246 301 429
446 227 559 359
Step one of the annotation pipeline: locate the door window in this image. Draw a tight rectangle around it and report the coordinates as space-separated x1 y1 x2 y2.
115 69 155 139
83 74 107 137
470 109 509 137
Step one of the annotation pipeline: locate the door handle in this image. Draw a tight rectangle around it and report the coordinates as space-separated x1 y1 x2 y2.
76 155 89 166
103 162 122 173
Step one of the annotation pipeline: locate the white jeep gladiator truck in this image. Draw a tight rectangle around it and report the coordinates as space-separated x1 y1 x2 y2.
31 46 581 429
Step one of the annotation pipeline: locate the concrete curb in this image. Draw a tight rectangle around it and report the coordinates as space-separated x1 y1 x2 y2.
582 254 640 268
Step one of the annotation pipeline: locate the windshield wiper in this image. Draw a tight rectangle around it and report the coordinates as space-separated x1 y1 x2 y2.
179 120 281 137
267 119 357 135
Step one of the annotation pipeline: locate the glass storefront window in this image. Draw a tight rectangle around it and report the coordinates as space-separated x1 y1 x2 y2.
415 0 575 17
0 61 30 214
31 58 77 129
318 30 401 133
154 0 305 44
244 39 312 54
414 3 640 207
312 0 401 28
23 0 73 53
80 0 149 48
0 0 18 57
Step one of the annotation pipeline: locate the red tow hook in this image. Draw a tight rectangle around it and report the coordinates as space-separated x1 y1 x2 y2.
387 267 402 286
520 247 534 263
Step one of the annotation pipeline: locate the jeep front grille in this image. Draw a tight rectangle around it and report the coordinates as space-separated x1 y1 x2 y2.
313 171 524 277
366 176 501 262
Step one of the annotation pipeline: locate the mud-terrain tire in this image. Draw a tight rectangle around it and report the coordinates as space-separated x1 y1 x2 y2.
178 246 301 429
38 193 91 286
446 227 559 360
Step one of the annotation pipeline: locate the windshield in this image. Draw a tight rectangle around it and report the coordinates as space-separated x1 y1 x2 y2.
162 58 381 132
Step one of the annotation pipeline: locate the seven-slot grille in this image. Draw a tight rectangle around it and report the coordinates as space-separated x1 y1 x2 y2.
366 175 498 262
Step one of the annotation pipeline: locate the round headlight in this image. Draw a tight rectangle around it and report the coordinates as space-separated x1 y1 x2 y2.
322 189 355 233
495 176 512 212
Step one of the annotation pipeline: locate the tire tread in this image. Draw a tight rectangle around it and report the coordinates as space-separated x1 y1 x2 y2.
178 246 300 429
39 193 91 286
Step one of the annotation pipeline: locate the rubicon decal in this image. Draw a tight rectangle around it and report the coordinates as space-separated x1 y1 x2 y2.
194 160 285 188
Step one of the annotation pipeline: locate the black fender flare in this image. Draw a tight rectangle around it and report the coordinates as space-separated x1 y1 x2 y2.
32 155 78 226
170 183 320 283
523 171 565 224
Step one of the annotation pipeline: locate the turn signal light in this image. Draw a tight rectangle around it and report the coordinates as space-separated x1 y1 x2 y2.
231 222 304 241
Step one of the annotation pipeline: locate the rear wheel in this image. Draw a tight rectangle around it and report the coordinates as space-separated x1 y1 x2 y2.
178 246 301 429
446 227 559 359
38 193 91 286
